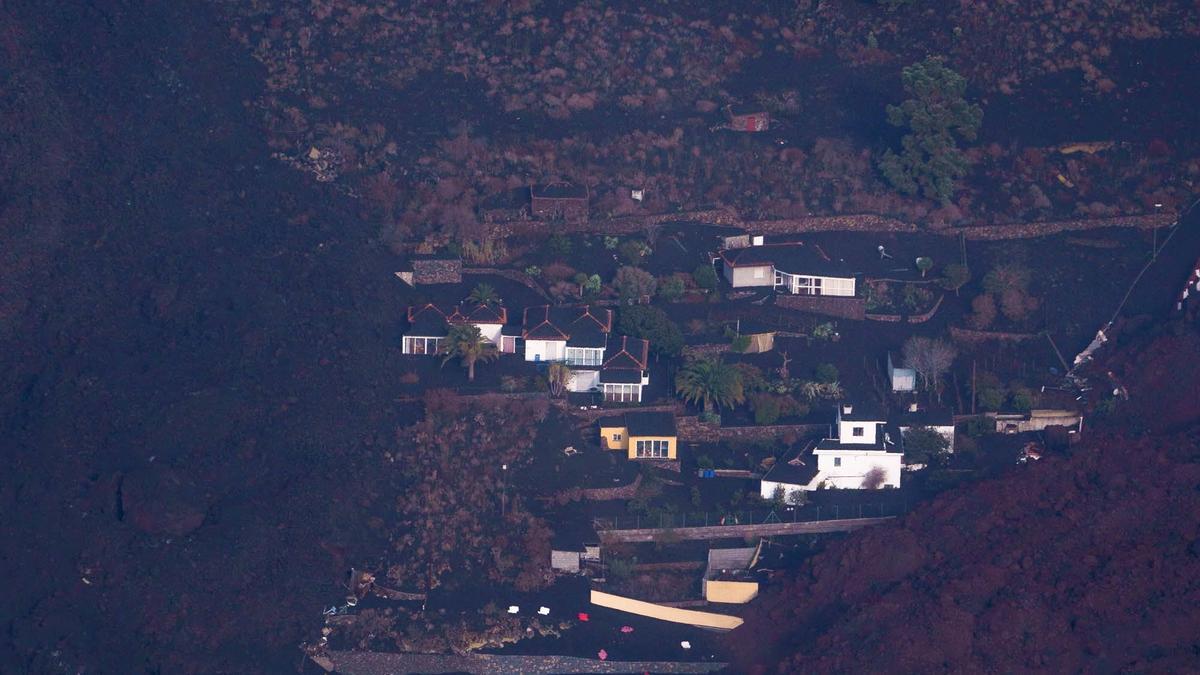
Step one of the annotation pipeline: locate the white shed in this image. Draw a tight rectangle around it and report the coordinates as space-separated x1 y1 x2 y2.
888 352 916 392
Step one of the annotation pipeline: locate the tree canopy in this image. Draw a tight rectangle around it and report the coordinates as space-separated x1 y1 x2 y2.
468 282 501 306
675 358 745 413
902 336 957 393
439 324 499 381
617 305 683 358
878 56 982 203
902 426 950 466
613 265 657 303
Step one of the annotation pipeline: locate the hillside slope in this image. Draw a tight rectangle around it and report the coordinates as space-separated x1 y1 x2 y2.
728 322 1200 673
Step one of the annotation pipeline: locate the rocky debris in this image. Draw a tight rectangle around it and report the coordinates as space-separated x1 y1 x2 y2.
120 467 210 537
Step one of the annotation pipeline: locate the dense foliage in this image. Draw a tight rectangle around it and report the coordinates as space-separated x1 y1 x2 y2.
878 57 983 203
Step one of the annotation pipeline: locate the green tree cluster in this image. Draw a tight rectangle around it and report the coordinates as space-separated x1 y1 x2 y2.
878 56 983 203
618 305 683 358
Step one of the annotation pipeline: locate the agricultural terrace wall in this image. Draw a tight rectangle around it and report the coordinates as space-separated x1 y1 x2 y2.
677 416 825 442
775 295 866 320
566 403 684 425
683 343 729 358
949 327 1039 342
463 267 550 299
865 294 945 324
490 210 1172 241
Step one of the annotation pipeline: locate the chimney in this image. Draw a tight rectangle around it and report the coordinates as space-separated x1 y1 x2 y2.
752 235 764 246
908 402 919 413
842 404 853 415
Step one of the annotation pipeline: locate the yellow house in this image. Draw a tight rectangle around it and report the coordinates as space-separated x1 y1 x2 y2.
599 411 678 460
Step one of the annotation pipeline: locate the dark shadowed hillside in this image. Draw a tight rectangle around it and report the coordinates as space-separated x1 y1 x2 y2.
0 2 409 672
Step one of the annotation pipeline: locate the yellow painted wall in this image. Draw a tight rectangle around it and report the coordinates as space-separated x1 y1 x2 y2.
600 425 628 451
705 580 759 604
590 590 744 630
628 435 677 460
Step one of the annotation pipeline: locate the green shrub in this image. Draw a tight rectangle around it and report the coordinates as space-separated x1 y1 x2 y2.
730 334 751 352
962 416 993 438
547 234 572 259
608 557 635 580
814 363 839 384
658 276 685 302
692 264 719 291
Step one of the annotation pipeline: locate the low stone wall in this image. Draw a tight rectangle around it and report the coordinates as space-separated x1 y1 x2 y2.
677 416 825 442
953 213 1173 240
909 293 945 323
463 267 550 300
554 474 643 503
775 294 866 320
950 326 1039 342
488 208 1171 242
568 403 684 425
597 517 895 543
867 293 945 323
490 208 738 238
682 343 728 358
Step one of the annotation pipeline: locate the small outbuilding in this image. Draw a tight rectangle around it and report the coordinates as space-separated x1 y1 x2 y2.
725 105 770 132
530 182 589 222
703 544 761 604
887 352 916 393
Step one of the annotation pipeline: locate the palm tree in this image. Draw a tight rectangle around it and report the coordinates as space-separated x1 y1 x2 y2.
468 283 501 306
674 358 745 413
546 362 571 398
439 324 498 381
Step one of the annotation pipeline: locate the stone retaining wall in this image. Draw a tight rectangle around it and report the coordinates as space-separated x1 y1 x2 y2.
677 416 825 442
866 293 945 324
682 343 729 358
775 294 866 320
490 209 1171 242
949 326 1039 342
568 403 684 425
463 267 550 300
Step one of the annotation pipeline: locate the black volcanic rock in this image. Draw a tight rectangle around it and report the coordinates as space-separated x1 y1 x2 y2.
120 467 209 537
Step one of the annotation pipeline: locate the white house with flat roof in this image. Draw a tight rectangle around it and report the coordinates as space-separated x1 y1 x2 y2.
717 242 856 297
760 401 902 497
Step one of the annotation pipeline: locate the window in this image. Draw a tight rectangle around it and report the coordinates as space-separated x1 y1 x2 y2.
613 433 622 441
834 457 842 467
604 383 641 402
635 439 670 458
852 426 864 437
405 337 441 355
566 347 602 366
795 276 823 296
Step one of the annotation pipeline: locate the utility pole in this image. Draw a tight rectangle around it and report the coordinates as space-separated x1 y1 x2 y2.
971 359 977 415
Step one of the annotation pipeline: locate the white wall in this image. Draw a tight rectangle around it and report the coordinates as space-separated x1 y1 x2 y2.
781 273 856 297
474 322 502 344
890 369 916 392
568 369 600 392
814 451 901 489
728 265 774 288
525 339 566 362
837 419 880 445
760 479 809 502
